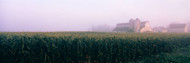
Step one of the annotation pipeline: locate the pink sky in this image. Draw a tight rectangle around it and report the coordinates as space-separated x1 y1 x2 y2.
0 0 190 32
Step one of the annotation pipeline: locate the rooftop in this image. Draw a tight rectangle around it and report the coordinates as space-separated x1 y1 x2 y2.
169 24 187 29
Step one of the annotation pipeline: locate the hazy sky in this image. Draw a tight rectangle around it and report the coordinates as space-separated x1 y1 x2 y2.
0 0 190 32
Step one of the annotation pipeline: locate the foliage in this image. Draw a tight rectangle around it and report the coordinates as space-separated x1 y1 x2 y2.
139 46 190 63
0 32 190 63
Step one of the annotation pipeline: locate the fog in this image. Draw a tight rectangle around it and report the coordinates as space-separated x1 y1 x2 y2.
0 0 190 32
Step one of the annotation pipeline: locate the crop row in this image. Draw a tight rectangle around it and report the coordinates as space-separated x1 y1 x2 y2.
0 32 190 63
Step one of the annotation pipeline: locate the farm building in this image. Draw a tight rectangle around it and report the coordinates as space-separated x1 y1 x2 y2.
168 24 188 33
153 26 168 33
188 23 190 32
113 18 152 33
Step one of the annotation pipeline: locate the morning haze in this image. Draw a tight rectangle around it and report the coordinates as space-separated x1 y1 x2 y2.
0 0 190 32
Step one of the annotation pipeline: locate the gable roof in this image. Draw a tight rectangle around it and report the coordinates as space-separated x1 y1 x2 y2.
140 21 149 28
169 24 187 29
141 21 148 25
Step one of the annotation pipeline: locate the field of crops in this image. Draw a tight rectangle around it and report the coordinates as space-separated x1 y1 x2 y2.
0 32 190 63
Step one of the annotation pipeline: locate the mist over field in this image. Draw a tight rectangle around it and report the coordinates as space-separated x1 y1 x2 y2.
0 0 190 32
1 1 190 63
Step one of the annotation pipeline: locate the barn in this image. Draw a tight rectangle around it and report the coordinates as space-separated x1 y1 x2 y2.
168 24 188 33
113 18 152 33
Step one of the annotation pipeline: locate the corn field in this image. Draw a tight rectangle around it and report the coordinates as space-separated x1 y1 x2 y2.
0 32 190 63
